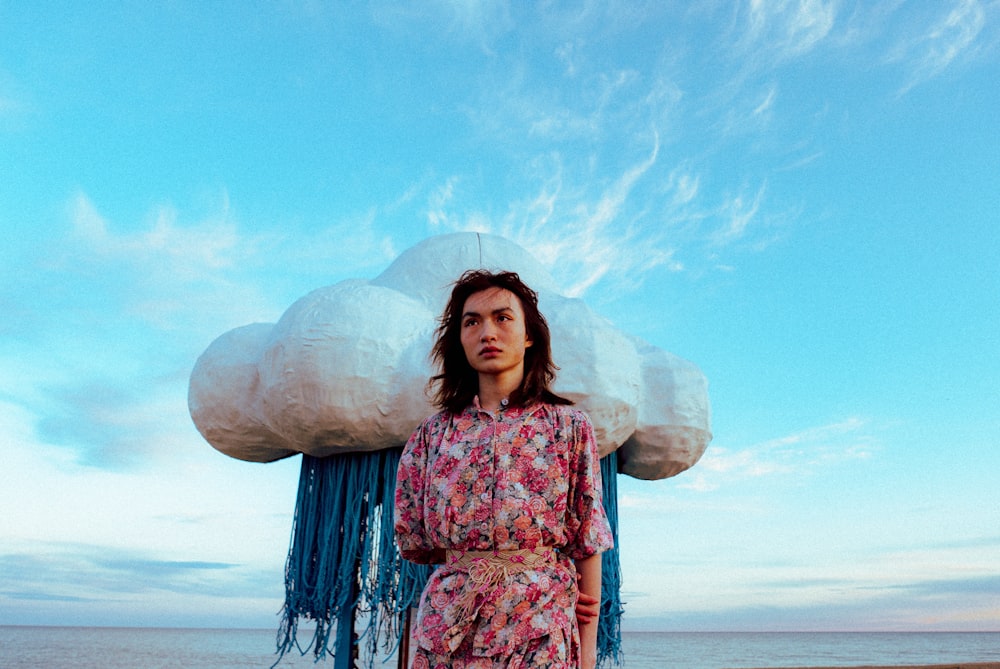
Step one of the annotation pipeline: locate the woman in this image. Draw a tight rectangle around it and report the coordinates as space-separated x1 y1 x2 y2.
394 270 614 669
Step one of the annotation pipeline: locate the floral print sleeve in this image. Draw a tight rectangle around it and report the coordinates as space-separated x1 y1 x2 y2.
393 402 614 663
394 419 439 564
562 409 612 560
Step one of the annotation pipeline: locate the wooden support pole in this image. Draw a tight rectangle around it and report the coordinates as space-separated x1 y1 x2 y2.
333 558 360 669
397 607 412 669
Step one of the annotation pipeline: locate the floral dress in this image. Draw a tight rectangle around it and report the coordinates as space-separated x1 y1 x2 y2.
394 400 614 669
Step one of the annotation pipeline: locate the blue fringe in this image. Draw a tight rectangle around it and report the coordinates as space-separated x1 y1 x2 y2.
275 448 622 667
275 449 431 667
599 449 624 666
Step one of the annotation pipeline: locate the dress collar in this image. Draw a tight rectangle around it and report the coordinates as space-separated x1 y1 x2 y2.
469 396 541 419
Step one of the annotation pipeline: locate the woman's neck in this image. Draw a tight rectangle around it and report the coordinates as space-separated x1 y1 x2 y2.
477 373 522 412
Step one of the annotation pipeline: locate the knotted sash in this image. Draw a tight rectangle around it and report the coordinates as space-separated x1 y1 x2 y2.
438 547 557 654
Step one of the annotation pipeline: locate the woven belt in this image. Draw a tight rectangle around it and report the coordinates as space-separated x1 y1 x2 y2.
447 547 556 582
447 548 555 617
434 547 557 654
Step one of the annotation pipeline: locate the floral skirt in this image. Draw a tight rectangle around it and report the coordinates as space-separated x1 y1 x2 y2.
411 624 574 669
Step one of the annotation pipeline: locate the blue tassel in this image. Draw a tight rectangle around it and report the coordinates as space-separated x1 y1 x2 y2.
276 449 428 668
598 450 624 666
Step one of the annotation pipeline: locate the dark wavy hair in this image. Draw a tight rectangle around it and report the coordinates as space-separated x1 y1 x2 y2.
430 269 571 413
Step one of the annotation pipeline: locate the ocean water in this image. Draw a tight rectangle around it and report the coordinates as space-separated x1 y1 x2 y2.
0 627 998 668
625 632 1000 668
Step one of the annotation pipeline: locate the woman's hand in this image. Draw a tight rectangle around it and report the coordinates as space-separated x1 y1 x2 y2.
575 588 600 626
576 581 600 667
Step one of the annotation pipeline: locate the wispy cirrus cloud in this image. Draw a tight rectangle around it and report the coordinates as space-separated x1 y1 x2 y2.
69 192 244 274
0 196 264 468
740 0 838 61
520 131 664 296
677 417 876 492
438 7 829 291
888 0 991 94
61 192 280 335
6 192 399 469
711 183 767 245
421 131 685 298
372 0 515 55
46 190 406 346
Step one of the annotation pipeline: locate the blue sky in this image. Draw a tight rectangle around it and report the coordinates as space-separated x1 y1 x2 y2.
2 1 998 634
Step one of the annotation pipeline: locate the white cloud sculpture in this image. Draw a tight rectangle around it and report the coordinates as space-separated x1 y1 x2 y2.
188 233 711 480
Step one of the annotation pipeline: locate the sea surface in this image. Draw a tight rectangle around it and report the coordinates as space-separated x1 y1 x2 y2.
0 627 998 668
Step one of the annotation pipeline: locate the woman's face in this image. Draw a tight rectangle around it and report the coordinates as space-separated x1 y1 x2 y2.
459 287 534 381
